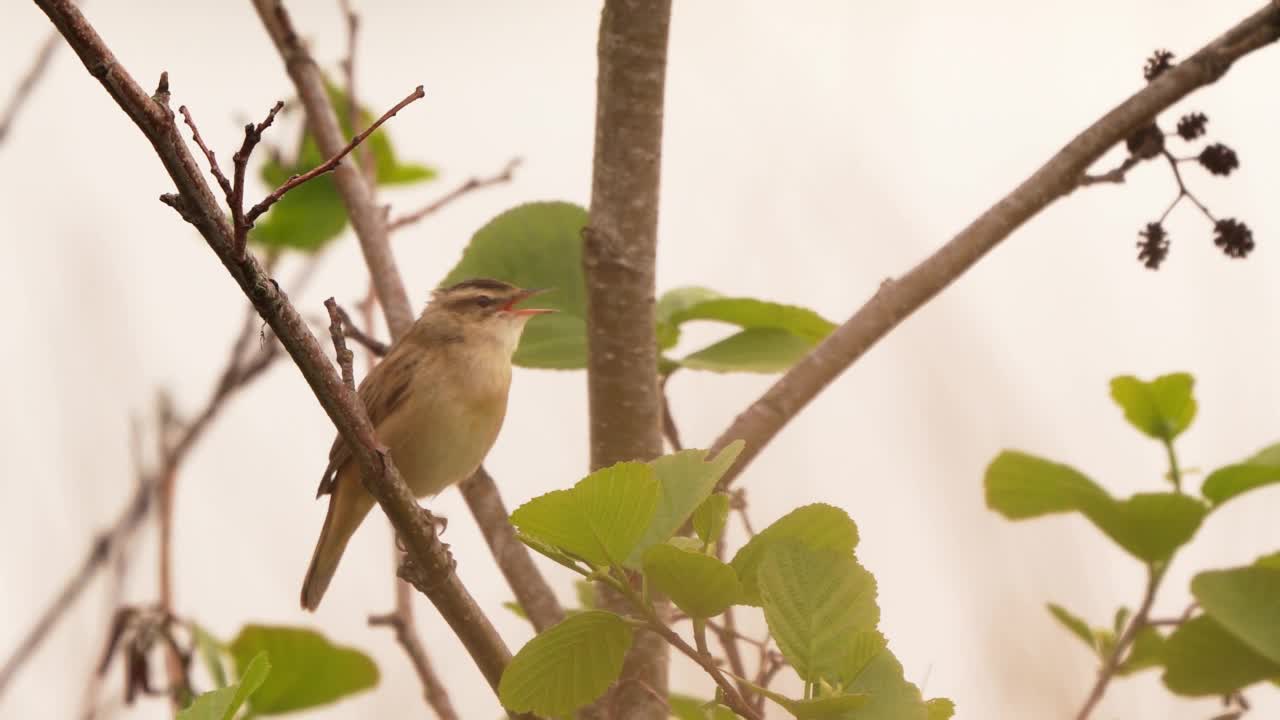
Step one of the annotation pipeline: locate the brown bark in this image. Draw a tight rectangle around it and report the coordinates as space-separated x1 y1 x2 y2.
709 2 1280 490
583 1 673 717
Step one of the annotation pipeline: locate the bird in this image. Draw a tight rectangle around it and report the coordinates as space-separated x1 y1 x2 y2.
300 277 553 610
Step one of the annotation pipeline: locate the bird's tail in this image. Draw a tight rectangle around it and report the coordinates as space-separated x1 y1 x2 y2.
300 474 374 611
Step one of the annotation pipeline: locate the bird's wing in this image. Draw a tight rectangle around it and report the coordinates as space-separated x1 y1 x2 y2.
315 343 421 498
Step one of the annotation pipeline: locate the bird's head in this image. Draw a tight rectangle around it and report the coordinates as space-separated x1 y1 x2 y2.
426 278 554 355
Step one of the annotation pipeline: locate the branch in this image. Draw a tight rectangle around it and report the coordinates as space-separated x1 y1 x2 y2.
584 1 674 715
0 26 62 146
32 0 517 695
249 0 564 664
388 157 522 231
244 86 424 229
369 604 460 720
332 301 389 356
708 3 1280 489
0 477 151 698
1074 566 1165 720
250 0 415 336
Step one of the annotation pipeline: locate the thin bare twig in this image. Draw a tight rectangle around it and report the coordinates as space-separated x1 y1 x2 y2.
369 607 460 720
659 372 683 452
244 86 424 228
387 157 522 231
250 0 564 677
1075 567 1165 720
0 28 62 145
708 3 1280 491
324 299 357 392
332 302 389 357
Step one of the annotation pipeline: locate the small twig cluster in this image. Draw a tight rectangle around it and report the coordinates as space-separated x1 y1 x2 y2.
93 607 194 707
180 85 425 258
1083 50 1256 269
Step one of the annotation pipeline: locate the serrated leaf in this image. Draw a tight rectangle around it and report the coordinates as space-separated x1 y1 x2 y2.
1047 603 1100 655
838 631 888 687
628 443 744 566
692 492 731 545
229 625 377 714
759 691 871 719
925 698 956 720
668 297 836 341
440 202 589 369
249 169 349 251
511 462 660 567
758 543 878 684
177 652 269 720
1192 566 1280 664
843 648 931 720
1116 626 1166 676
499 610 632 716
1109 373 1197 440
668 694 741 720
679 328 819 374
731 504 859 606
642 543 742 618
1202 442 1280 507
1161 615 1280 696
985 452 1207 562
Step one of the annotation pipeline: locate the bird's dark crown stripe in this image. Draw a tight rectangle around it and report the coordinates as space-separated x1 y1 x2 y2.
441 277 515 294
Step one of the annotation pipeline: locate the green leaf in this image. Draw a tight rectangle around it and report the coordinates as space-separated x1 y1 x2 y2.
758 543 878 684
499 610 633 716
1202 442 1280 507
441 202 589 369
843 648 931 720
731 504 859 606
668 297 836 341
575 579 596 610
1192 566 1280 663
668 694 738 720
1047 604 1100 655
692 492 731 545
193 624 229 689
679 328 820 374
229 625 378 714
838 630 888 687
656 287 722 350
503 601 530 623
1255 551 1280 570
759 691 871 719
511 462 660 567
628 443 744 565
249 168 348 252
1109 373 1196 440
985 451 1207 562
925 698 956 720
1116 626 1166 676
177 652 270 720
642 543 742 618
1161 615 1280 696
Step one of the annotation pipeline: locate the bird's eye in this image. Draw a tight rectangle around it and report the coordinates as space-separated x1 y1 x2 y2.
474 296 494 308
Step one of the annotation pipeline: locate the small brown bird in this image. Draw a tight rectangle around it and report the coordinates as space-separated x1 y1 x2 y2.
301 278 552 610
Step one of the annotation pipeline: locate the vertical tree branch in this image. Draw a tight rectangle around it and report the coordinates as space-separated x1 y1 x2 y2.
583 1 672 717
249 1 563 650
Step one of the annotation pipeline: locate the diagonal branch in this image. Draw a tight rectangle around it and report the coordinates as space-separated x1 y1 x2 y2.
0 27 62 146
388 157 522 231
709 2 1280 489
249 0 564 644
31 0 516 695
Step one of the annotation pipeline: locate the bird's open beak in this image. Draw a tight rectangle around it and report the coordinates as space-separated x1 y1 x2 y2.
506 287 556 316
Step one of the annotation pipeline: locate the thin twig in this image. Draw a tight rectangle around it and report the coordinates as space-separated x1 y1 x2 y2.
659 372 683 452
325 299 356 392
244 86 424 228
1074 567 1166 720
369 607 460 720
0 28 62 145
387 157 522 231
707 3 1280 491
1078 155 1142 186
332 302 389 357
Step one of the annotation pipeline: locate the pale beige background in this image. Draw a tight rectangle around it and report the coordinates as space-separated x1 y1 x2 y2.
3 1 1279 718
